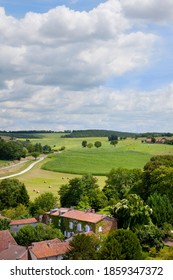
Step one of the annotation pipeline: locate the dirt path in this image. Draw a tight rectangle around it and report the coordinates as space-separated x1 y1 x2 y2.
0 156 46 180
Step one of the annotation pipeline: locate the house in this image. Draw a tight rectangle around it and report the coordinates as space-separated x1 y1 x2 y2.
44 208 117 238
10 218 38 234
28 238 70 260
0 230 17 253
0 230 28 260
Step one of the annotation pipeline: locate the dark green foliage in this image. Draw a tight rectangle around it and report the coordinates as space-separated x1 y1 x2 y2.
61 130 136 138
82 140 87 148
31 152 40 160
99 229 142 260
94 141 102 148
0 139 26 160
112 194 151 230
108 134 118 141
0 218 10 230
59 174 108 211
134 155 173 201
110 139 118 146
29 192 57 216
15 223 63 246
147 193 173 227
0 179 29 211
64 233 100 260
103 168 142 201
135 224 164 252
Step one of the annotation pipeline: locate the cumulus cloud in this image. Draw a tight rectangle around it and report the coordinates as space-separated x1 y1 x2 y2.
122 0 173 22
0 0 171 131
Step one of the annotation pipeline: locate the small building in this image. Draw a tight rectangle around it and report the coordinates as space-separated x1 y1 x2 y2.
28 238 70 260
10 218 38 234
46 209 117 239
0 230 17 253
0 230 28 260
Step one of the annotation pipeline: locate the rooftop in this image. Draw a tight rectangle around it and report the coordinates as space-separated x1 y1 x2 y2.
0 230 17 252
29 238 70 259
0 244 28 260
61 209 106 223
10 218 38 226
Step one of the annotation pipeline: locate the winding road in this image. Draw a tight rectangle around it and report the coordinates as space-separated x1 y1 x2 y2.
0 156 46 180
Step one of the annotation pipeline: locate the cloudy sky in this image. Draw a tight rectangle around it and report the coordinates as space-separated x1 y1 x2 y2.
0 0 173 132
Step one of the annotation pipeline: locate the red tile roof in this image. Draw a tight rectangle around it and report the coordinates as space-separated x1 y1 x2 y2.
61 209 106 223
29 238 70 259
0 215 10 220
0 244 28 260
0 230 17 252
10 218 38 226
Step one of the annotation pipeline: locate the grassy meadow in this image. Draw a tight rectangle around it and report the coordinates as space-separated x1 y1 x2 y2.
1 133 173 200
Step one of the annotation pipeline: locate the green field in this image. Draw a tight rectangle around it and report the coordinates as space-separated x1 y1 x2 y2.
41 137 173 175
1 133 173 200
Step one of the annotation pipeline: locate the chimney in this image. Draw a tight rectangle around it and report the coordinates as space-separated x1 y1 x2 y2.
8 241 11 249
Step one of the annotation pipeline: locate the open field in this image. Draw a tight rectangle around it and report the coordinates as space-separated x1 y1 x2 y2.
42 137 173 175
1 133 173 200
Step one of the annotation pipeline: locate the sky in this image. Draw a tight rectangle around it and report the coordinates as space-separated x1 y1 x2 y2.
0 0 173 132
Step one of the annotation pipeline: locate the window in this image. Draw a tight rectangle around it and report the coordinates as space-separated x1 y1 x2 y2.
85 225 90 232
98 226 102 232
77 223 82 231
69 222 73 229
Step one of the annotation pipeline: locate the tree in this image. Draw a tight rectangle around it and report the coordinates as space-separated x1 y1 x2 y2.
108 135 118 142
0 218 10 230
87 143 93 148
64 233 100 260
136 224 164 252
94 141 102 148
31 151 40 160
29 192 58 216
0 140 26 160
59 174 108 211
15 225 36 246
82 141 87 148
15 223 64 246
34 223 64 241
147 193 173 227
0 179 29 211
110 140 118 147
103 168 142 201
99 229 142 260
112 194 152 230
2 204 30 220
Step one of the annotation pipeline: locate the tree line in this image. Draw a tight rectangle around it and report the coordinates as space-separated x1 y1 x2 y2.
0 138 52 160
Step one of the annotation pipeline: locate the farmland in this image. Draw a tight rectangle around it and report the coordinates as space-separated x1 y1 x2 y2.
1 132 173 200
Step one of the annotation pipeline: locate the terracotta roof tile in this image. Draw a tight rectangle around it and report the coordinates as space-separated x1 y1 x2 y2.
0 230 17 252
0 244 28 260
10 218 38 226
29 238 70 259
61 209 106 223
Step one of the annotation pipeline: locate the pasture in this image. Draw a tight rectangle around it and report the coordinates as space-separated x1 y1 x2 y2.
41 136 173 175
1 133 173 200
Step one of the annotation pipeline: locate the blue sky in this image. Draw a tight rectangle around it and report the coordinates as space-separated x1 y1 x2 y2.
0 0 107 16
0 0 173 132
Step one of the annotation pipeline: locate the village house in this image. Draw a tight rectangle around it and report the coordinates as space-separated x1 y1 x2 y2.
41 208 117 238
28 238 70 260
0 230 28 260
10 217 38 234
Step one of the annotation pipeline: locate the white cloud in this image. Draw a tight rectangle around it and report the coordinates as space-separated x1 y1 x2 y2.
0 0 171 131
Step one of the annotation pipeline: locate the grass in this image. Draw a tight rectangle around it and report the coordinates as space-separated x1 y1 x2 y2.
1 133 173 200
42 138 173 175
0 160 10 167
